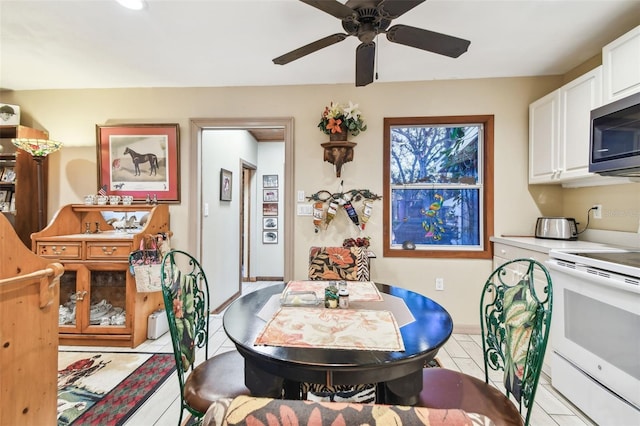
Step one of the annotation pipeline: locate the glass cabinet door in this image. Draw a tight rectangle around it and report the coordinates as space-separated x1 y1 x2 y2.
88 268 127 329
58 270 80 328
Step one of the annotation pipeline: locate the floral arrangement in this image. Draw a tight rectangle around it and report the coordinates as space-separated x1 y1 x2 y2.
318 101 367 137
343 236 371 248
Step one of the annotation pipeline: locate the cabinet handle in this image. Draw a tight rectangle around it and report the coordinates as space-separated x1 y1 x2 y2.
75 291 87 301
102 246 118 255
51 246 66 255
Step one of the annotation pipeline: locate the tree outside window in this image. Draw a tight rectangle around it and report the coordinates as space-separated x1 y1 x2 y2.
383 115 494 258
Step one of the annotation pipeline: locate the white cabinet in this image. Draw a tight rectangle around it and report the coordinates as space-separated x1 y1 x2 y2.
603 25 640 103
529 90 560 183
559 68 603 180
529 67 602 184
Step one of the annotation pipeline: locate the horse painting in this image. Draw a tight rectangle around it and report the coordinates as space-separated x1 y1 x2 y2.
123 147 159 176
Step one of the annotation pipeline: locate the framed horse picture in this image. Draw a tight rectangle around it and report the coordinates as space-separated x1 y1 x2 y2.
96 123 180 203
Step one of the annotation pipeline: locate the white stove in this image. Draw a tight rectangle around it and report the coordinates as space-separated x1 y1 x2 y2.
550 249 640 289
546 247 640 425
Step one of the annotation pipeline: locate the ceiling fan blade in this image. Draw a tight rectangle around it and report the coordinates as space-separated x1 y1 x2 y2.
355 42 376 87
273 34 348 65
378 0 426 19
300 0 356 20
386 24 470 58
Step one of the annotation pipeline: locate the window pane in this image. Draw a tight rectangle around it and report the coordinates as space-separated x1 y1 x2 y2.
391 188 480 248
390 125 480 185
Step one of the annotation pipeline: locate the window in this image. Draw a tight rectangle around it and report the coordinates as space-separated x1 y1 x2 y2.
383 115 494 258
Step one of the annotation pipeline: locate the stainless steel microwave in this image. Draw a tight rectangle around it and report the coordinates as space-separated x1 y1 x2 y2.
589 91 640 177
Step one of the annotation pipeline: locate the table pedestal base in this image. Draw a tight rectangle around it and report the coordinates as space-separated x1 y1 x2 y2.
244 358 423 405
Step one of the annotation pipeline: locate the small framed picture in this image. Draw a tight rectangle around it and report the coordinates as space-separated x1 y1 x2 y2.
263 189 278 202
263 217 278 230
263 174 278 188
263 203 278 216
220 168 232 201
263 231 278 244
0 190 7 202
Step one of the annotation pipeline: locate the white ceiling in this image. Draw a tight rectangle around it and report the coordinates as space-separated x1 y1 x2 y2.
1 0 640 91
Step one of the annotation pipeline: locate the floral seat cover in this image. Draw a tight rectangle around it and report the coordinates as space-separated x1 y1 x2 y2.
308 246 369 281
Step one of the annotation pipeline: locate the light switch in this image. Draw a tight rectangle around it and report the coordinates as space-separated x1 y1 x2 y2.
297 190 305 202
297 204 313 216
204 203 209 217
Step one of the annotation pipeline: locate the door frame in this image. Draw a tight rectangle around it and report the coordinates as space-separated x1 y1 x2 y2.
241 161 256 281
190 117 294 282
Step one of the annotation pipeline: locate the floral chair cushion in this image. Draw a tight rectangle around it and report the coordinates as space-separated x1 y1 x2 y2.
502 278 537 401
308 246 369 281
203 395 494 426
164 269 198 371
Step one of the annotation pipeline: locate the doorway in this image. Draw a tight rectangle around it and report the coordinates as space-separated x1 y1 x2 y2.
190 118 294 311
241 162 255 282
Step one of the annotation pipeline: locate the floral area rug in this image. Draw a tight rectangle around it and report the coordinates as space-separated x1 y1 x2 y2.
57 352 175 425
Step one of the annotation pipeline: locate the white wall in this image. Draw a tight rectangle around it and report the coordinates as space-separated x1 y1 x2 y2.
254 142 285 278
201 129 257 309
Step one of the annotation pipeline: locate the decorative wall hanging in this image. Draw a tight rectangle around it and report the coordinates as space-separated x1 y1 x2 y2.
317 101 367 177
306 181 381 233
96 123 180 203
262 174 278 188
220 168 232 201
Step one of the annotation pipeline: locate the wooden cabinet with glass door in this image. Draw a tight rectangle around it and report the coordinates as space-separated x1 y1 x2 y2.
31 203 170 347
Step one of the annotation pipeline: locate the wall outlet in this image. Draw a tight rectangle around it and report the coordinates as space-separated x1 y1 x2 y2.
593 204 602 219
435 278 444 291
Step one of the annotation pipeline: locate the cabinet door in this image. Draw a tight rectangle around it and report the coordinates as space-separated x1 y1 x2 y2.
603 25 640 103
529 90 560 183
58 264 88 332
85 264 129 334
558 67 602 181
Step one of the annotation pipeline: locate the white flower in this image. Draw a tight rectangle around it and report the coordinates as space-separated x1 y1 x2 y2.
343 101 361 121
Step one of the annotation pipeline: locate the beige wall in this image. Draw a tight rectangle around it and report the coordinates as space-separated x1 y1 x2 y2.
3 76 638 328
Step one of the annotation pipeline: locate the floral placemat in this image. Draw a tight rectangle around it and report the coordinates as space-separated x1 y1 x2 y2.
254 307 405 352
283 280 383 302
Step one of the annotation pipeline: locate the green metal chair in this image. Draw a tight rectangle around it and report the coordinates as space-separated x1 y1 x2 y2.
419 258 553 426
161 250 249 425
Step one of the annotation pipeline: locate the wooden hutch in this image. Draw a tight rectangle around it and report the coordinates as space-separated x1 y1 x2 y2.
31 203 169 348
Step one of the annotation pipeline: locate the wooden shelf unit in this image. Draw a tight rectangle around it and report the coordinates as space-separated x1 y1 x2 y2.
0 125 50 247
31 203 170 348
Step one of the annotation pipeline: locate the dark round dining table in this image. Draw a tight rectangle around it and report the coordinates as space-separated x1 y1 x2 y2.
223 282 453 405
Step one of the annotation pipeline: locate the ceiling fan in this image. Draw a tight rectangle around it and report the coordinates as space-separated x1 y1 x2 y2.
272 0 471 87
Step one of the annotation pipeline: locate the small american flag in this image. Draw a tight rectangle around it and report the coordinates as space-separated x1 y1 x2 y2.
98 184 107 196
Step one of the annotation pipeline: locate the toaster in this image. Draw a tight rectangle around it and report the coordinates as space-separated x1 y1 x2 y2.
535 217 578 241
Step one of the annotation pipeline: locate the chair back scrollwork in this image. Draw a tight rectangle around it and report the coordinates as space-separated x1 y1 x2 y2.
480 258 552 425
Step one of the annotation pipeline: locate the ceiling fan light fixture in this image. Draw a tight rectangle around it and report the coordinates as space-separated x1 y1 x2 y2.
115 0 146 11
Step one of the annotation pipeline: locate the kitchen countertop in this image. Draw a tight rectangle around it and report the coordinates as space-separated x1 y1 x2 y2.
490 236 612 254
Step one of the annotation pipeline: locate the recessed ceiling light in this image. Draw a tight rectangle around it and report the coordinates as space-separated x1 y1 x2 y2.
115 0 146 10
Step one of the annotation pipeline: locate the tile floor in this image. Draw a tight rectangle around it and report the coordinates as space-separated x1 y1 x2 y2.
60 282 596 426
